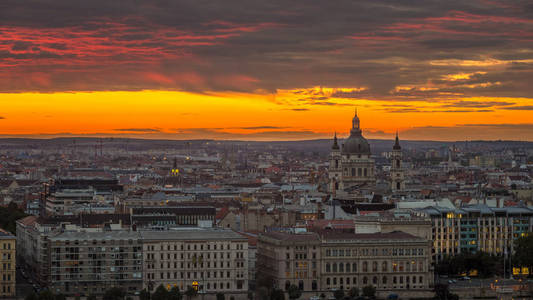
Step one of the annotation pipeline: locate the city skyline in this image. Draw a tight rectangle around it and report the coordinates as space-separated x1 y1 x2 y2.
1 0 533 141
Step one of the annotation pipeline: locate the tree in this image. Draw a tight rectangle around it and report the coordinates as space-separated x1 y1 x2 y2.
55 294 66 300
25 293 38 300
139 289 151 300
270 289 285 300
169 286 182 300
87 295 97 300
216 293 225 300
362 286 376 298
184 287 197 300
348 287 359 298
287 285 301 300
103 287 126 300
433 283 458 300
152 285 170 300
38 290 56 300
514 233 533 271
333 289 344 300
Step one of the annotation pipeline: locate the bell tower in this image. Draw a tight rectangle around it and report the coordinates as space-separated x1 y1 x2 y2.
390 132 405 192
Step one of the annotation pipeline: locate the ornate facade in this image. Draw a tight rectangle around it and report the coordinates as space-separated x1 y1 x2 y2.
390 133 405 192
329 110 375 194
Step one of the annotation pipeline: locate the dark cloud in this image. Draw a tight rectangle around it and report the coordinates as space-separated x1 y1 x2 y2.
0 0 531 102
0 116 5 119
501 105 533 110
402 123 533 141
114 128 161 132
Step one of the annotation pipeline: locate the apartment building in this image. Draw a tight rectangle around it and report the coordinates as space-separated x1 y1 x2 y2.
257 230 433 298
140 228 248 298
48 231 143 295
416 204 533 262
0 228 15 298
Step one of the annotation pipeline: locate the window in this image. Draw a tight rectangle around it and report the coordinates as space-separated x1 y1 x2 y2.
363 261 368 272
363 277 368 284
382 261 388 272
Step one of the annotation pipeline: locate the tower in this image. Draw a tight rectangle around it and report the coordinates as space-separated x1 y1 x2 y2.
390 132 405 192
328 109 376 196
329 132 342 193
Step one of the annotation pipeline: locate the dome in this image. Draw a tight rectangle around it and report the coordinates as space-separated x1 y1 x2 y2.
341 108 371 155
342 132 371 154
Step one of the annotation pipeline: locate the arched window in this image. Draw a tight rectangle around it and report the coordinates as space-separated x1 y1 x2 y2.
396 182 401 190
373 276 378 285
333 263 337 273
346 263 350 273
352 263 357 272
327 278 330 285
382 276 388 285
372 261 378 272
285 281 290 291
363 261 368 272
335 160 339 168
382 261 388 272
363 277 368 284
298 280 304 290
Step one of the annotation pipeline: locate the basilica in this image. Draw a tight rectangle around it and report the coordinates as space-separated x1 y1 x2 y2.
328 110 404 195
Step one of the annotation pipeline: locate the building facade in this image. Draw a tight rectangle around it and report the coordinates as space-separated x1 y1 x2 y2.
415 204 533 262
140 229 249 298
48 231 143 295
257 231 433 297
0 229 15 298
329 110 376 195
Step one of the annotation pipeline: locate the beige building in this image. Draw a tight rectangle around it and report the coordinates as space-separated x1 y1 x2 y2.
0 228 16 298
140 228 249 299
258 230 433 298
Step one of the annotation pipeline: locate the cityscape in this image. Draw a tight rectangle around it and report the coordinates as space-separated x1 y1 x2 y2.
1 0 533 300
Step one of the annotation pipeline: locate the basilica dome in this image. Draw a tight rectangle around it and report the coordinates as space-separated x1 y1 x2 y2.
341 109 371 155
342 132 371 154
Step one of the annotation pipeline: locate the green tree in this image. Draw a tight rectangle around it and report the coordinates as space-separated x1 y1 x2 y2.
514 233 533 271
87 295 98 300
287 285 301 300
362 286 376 298
169 286 182 300
103 287 126 300
216 293 225 300
55 294 66 300
333 289 344 300
25 292 38 300
152 285 170 300
348 287 359 298
139 289 151 300
184 287 197 300
270 289 285 300
38 290 56 300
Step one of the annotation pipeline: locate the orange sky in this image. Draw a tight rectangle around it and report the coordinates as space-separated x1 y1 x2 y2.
1 89 533 141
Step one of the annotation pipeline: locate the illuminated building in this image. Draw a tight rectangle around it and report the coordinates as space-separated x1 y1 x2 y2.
329 110 376 195
416 204 533 262
0 228 15 298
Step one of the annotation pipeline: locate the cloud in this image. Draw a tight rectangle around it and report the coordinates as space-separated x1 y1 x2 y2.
0 116 5 119
0 0 531 101
501 105 533 110
114 128 161 133
401 123 533 141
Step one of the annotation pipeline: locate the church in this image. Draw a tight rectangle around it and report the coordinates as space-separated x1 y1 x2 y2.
328 110 404 195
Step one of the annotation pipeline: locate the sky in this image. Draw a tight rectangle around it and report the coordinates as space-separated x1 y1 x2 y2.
1 0 533 141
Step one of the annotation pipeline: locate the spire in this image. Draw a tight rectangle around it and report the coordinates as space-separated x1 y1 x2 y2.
332 131 339 150
393 131 401 150
351 107 360 132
